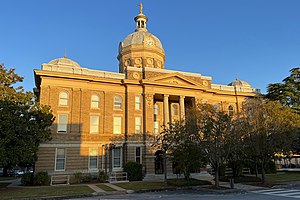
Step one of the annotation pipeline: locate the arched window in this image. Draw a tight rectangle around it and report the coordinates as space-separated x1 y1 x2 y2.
172 104 179 115
91 94 100 109
114 96 122 109
59 91 68 106
228 105 234 116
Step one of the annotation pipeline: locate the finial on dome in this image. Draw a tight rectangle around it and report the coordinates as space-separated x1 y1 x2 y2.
236 74 238 80
64 49 67 58
139 3 143 14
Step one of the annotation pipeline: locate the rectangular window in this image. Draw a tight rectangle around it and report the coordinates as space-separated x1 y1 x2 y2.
154 104 159 115
113 117 122 134
57 114 68 133
154 121 160 134
89 148 98 169
90 115 99 134
135 96 141 110
55 148 66 171
135 117 142 134
113 147 121 168
135 147 142 164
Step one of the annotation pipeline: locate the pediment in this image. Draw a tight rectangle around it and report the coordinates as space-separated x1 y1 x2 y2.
146 73 202 87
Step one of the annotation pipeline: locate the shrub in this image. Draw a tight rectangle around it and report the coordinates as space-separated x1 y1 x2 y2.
124 161 143 181
21 173 34 186
34 171 49 186
74 172 93 183
98 170 108 183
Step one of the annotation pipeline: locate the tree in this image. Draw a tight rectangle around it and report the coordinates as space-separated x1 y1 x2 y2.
155 117 206 181
196 104 234 187
267 67 300 114
238 99 300 184
0 64 54 170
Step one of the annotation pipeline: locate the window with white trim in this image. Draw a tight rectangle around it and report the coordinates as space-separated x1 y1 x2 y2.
113 117 122 134
89 148 98 170
172 104 179 115
57 114 68 133
113 147 121 168
154 121 160 134
135 96 141 110
90 115 99 134
114 96 122 109
135 117 142 134
91 94 100 109
135 147 142 164
59 91 68 106
55 148 66 171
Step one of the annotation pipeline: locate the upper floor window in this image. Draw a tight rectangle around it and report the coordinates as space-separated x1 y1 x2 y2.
135 117 142 134
90 115 99 134
91 94 100 109
172 104 179 116
57 114 68 133
135 96 141 110
113 117 122 134
59 91 68 106
228 105 234 117
114 96 122 110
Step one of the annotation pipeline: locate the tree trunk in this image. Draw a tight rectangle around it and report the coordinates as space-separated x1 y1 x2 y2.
215 162 219 187
255 162 258 177
261 161 266 184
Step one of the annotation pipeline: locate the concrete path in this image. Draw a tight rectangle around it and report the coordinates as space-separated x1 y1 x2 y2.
87 184 105 194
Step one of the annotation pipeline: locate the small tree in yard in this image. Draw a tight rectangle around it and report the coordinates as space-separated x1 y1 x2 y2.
239 99 300 184
155 116 206 181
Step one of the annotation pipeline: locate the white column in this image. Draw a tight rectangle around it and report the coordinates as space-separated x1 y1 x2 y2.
163 94 169 127
180 95 185 121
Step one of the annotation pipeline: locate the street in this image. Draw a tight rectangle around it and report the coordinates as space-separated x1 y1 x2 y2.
67 189 300 200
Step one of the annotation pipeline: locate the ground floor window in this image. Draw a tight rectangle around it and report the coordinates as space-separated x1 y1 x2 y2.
89 148 98 170
154 150 164 174
113 147 121 168
55 148 66 171
135 147 142 164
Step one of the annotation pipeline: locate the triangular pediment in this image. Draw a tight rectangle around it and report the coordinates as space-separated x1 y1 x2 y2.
146 73 202 87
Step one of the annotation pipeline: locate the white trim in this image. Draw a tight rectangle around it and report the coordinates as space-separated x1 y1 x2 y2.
112 147 122 170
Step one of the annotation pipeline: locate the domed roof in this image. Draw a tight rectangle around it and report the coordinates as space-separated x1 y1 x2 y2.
48 57 81 68
122 31 163 49
228 79 251 88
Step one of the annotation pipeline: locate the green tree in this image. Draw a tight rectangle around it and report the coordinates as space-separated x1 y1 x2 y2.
239 99 300 184
267 67 300 114
196 104 234 187
0 64 54 170
155 117 206 181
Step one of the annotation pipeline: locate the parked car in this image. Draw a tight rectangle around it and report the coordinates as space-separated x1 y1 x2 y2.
14 169 24 176
0 168 3 176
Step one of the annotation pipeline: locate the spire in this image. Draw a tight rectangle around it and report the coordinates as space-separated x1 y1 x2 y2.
134 3 148 32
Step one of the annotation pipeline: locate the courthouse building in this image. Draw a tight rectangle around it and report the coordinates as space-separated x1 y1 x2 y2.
34 6 260 180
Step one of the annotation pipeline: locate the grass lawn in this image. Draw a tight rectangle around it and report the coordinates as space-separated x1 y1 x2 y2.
0 177 17 181
0 185 94 200
114 181 166 190
266 173 300 182
96 183 117 191
168 178 211 187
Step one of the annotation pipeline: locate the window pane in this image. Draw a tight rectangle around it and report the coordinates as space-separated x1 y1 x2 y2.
58 114 68 132
89 148 98 169
91 95 100 108
154 121 159 134
135 117 141 134
114 96 122 109
59 92 68 106
90 116 99 133
154 104 159 115
135 96 140 110
113 117 121 134
172 104 179 115
56 148 65 171
113 148 121 168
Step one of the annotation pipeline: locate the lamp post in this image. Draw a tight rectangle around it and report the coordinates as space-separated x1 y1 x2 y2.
162 140 167 187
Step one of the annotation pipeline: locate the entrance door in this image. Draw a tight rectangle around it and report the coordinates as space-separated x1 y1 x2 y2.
154 150 164 174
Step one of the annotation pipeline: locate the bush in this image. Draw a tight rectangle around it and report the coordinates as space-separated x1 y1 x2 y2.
34 171 49 186
124 161 143 181
74 172 92 183
21 173 34 186
98 170 108 183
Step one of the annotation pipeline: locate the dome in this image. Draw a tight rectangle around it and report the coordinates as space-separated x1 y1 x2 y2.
48 57 81 68
122 31 163 49
228 79 251 88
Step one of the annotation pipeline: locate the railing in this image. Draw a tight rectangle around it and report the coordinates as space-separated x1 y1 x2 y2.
108 172 127 182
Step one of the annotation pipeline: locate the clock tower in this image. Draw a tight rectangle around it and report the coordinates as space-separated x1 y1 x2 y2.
117 4 166 74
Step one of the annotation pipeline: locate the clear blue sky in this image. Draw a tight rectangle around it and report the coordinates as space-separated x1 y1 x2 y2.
1 0 300 93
